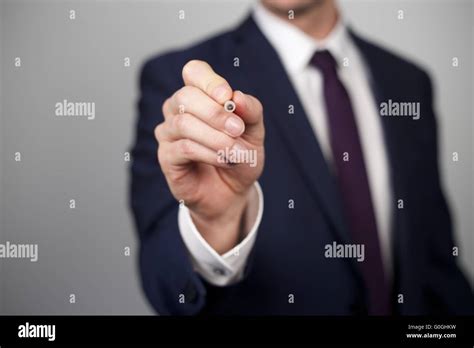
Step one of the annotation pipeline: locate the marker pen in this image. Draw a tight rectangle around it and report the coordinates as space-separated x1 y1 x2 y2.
224 100 236 113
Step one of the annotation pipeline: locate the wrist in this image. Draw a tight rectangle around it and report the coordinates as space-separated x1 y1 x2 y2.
189 187 252 254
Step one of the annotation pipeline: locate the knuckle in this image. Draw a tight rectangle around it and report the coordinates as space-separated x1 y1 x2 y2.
154 123 164 141
174 86 190 107
205 78 217 90
157 146 166 165
172 113 187 133
179 139 194 157
206 78 225 94
161 98 170 116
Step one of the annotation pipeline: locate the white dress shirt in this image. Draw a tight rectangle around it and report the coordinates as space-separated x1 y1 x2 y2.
178 2 393 286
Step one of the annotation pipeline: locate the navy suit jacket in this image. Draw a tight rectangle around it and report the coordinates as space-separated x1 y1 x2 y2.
130 15 474 315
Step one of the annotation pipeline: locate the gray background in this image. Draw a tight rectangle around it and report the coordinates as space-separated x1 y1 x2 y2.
0 0 472 314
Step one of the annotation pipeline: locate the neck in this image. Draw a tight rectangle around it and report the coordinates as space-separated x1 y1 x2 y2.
263 2 339 40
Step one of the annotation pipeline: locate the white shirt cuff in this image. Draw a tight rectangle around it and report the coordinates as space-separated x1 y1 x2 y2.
178 182 264 286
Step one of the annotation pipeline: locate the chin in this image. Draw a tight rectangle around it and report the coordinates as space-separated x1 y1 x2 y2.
261 0 328 13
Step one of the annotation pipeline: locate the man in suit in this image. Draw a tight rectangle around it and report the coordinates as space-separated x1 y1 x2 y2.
130 0 474 315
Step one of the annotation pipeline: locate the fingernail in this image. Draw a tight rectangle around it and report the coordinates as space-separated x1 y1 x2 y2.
225 116 244 136
212 84 230 102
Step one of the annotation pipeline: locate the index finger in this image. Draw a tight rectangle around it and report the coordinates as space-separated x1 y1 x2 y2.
181 60 233 104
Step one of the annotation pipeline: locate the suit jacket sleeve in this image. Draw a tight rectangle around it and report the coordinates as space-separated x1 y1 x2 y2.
130 57 208 315
421 72 474 314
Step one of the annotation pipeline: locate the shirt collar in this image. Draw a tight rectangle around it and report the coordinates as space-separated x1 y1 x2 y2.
252 2 349 73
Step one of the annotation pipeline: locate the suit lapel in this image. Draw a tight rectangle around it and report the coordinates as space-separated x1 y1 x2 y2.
232 17 353 246
349 31 409 202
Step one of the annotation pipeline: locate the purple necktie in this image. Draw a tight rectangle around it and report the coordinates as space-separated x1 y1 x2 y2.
311 50 390 315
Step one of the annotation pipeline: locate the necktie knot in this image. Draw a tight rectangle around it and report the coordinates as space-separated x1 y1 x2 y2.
310 50 338 75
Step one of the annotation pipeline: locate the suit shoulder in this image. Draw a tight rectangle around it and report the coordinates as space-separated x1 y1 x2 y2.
354 33 432 85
